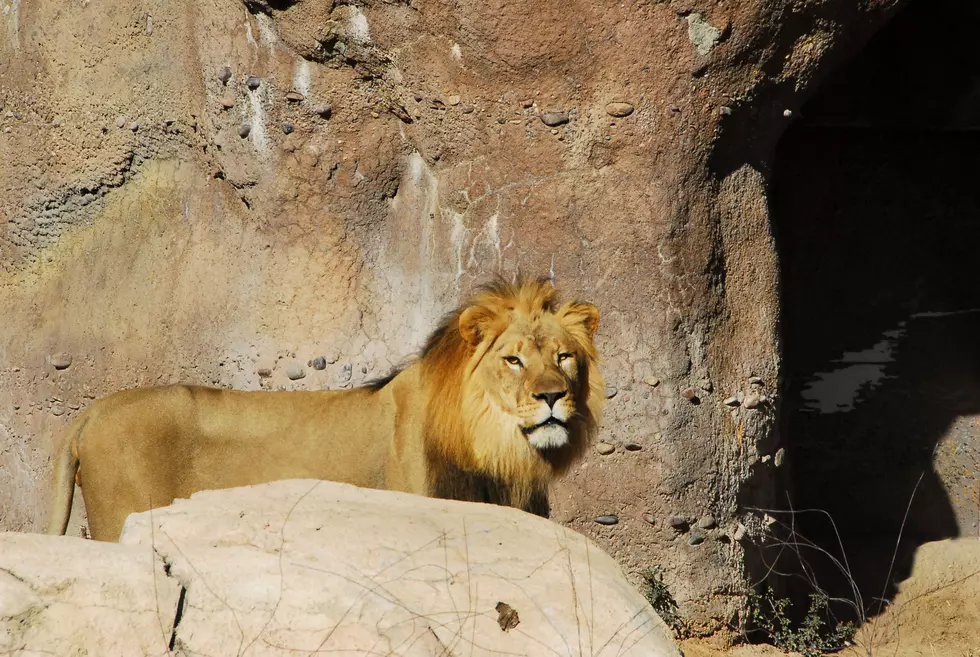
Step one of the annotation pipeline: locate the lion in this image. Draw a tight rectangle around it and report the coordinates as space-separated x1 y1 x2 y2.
46 278 605 542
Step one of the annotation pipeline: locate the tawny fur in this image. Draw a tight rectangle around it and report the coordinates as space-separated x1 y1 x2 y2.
46 278 605 541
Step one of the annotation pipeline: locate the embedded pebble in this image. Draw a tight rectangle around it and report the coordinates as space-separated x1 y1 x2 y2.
783 109 793 118
605 102 634 117
748 376 764 386
668 516 689 532
643 376 660 387
697 515 716 530
286 364 306 380
220 98 235 109
594 515 619 526
605 386 618 399
130 122 139 132
285 91 305 102
624 443 642 451
641 512 656 525
312 356 327 370
281 122 294 134
237 124 251 138
246 76 261 90
313 103 333 119
257 368 272 377
218 66 232 84
719 105 732 116
540 111 569 127
681 387 700 404
689 532 705 546
595 442 615 455
723 395 740 407
461 104 475 114
47 353 72 370
51 402 66 417
774 447 785 468
521 99 534 109
733 523 747 541
413 93 423 102
743 393 761 409
340 363 353 382
115 116 126 128
446 95 460 106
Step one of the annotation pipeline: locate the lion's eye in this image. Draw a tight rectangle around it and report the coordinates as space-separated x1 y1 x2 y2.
557 352 573 363
504 356 523 367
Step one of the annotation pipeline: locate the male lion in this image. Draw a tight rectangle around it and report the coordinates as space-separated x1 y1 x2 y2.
47 278 605 541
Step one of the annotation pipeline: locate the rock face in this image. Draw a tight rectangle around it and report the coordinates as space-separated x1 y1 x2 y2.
0 0 903 629
0 480 682 656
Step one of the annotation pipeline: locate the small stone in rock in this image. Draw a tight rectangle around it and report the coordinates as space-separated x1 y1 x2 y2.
594 515 618 526
748 376 764 386
681 387 700 404
774 447 785 467
246 76 261 90
446 95 460 106
220 98 235 109
461 105 475 114
257 368 272 377
723 395 740 407
115 116 126 128
641 512 656 525
733 523 747 541
689 532 705 545
521 99 534 108
540 111 569 127
605 102 634 117
130 122 139 132
624 443 642 451
668 516 689 532
281 122 294 134
237 124 251 138
743 393 761 409
51 402 66 417
313 103 332 118
413 93 423 102
47 352 72 370
783 109 793 118
286 364 306 380
697 515 716 530
595 442 615 455
605 386 618 399
719 105 732 116
218 66 232 84
285 91 305 102
312 356 327 370
643 376 660 387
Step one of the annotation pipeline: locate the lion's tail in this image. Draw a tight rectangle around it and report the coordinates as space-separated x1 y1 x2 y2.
45 413 87 536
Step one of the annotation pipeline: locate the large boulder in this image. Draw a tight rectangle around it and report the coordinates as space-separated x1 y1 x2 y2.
1 479 681 656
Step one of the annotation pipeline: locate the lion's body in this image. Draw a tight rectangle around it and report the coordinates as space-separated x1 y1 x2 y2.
47 279 604 542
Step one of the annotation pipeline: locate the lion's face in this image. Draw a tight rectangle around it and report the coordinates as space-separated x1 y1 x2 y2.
459 300 601 452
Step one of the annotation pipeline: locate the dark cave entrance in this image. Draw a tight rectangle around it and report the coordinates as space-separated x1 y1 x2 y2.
770 0 980 621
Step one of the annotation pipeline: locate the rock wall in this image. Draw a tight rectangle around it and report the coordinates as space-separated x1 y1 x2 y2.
0 0 902 630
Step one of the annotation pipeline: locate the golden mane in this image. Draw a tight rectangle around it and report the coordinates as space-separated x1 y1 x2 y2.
417 277 605 512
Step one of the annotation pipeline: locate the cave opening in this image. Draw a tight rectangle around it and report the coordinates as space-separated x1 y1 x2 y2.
770 0 980 623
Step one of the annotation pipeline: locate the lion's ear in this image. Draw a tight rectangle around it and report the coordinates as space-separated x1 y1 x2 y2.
459 306 493 346
559 302 600 340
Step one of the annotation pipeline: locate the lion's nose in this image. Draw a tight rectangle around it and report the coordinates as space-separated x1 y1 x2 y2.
534 390 567 409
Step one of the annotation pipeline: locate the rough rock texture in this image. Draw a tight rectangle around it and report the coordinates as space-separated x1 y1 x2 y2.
0 0 903 629
0 533 181 655
841 538 980 656
0 479 681 656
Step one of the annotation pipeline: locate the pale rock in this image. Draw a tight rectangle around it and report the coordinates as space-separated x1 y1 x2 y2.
118 479 682 657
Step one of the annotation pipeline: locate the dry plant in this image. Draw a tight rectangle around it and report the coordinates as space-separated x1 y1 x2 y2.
744 471 925 657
